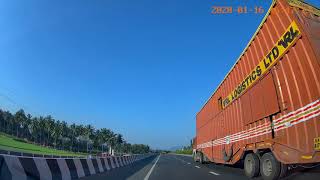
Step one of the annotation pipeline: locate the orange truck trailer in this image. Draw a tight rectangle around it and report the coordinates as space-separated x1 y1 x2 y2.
193 0 320 179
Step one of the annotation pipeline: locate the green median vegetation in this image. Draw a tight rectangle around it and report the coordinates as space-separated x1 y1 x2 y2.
175 148 193 155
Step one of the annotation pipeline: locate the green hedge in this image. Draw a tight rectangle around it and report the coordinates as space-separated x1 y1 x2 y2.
175 149 192 155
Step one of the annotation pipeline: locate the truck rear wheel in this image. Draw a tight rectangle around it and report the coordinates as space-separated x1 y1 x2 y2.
279 163 288 178
193 152 198 162
260 152 281 180
244 153 260 178
198 152 204 164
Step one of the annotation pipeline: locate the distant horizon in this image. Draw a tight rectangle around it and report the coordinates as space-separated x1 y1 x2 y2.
1 0 319 149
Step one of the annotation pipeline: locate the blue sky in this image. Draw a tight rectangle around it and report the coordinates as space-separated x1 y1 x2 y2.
0 0 319 149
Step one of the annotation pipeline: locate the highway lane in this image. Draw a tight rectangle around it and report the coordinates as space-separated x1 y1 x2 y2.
146 154 247 180
81 154 320 180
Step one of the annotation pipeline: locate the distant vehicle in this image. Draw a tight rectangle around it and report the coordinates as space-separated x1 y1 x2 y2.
193 0 320 179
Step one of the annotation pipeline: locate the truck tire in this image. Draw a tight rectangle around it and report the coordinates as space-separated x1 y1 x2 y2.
244 153 260 178
193 152 198 162
260 152 281 180
199 152 204 164
279 163 288 178
222 145 233 162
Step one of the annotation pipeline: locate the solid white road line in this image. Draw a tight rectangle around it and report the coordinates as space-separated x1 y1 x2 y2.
144 155 161 180
195 166 201 169
209 171 220 175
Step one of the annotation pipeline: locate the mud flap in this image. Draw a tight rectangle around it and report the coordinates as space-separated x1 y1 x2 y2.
222 144 233 162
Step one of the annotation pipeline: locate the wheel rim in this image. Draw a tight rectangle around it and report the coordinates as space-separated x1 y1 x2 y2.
263 159 272 176
246 158 253 173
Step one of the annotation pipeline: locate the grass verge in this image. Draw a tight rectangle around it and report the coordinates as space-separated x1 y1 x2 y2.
0 133 87 157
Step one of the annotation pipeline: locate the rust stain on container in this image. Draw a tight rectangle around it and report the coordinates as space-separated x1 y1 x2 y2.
195 0 320 165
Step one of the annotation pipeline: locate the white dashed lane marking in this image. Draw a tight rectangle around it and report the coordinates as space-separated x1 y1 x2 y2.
173 156 189 164
209 171 220 175
174 156 221 176
144 155 161 180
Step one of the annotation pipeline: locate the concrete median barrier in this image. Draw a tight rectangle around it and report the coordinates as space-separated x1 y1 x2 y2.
0 154 153 180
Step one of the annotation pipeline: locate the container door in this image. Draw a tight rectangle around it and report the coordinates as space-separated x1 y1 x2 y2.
241 71 280 143
242 71 280 125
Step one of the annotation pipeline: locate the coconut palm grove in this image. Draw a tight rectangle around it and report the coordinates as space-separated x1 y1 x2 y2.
0 108 150 156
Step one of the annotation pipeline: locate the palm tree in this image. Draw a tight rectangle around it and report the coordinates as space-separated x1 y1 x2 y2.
0 110 4 132
114 134 124 153
44 116 55 146
14 109 27 137
25 114 32 140
84 124 95 152
53 120 63 148
85 124 95 139
69 123 76 151
0 108 151 154
30 117 39 143
38 116 46 145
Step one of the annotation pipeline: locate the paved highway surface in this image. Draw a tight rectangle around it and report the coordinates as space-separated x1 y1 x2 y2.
81 154 320 180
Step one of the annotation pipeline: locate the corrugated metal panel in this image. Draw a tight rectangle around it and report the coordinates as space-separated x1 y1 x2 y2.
272 0 320 158
196 0 278 115
196 0 320 164
241 92 252 124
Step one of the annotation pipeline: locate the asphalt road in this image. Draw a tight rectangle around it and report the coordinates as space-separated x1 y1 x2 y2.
81 154 320 180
